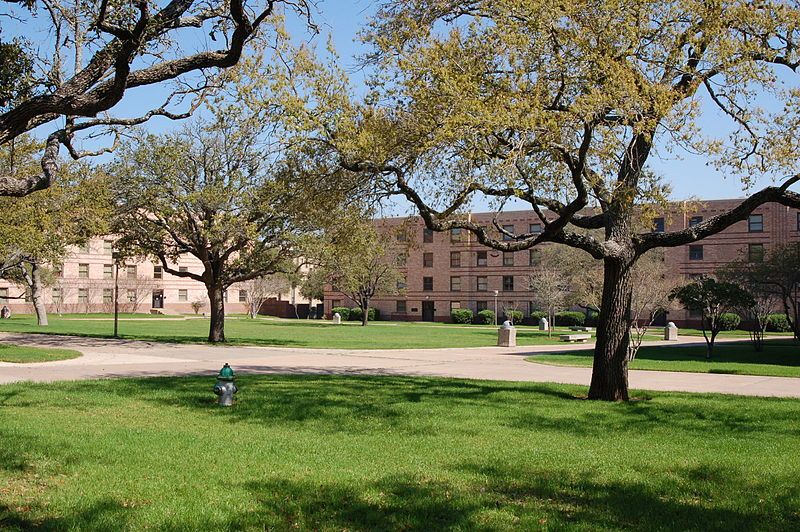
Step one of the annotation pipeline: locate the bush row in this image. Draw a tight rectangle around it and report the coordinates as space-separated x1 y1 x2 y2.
330 307 380 321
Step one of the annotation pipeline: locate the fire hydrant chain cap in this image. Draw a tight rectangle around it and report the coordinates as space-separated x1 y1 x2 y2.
217 362 235 381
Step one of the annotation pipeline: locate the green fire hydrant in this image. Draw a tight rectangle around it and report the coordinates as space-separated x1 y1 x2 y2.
213 363 238 406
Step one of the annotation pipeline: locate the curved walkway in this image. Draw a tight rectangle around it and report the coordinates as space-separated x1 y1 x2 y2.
1 332 798 398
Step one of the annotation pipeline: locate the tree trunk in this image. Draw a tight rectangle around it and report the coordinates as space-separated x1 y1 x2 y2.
361 299 369 326
208 284 226 343
588 257 635 401
30 262 48 326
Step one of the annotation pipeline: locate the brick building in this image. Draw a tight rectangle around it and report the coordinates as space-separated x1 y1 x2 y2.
324 199 800 325
0 237 312 316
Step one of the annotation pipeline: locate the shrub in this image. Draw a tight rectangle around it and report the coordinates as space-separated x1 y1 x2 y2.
529 311 548 322
476 309 496 325
718 312 741 331
370 308 380 321
451 308 474 324
767 313 791 332
504 309 524 324
331 307 350 321
555 311 585 326
585 310 600 327
348 307 379 322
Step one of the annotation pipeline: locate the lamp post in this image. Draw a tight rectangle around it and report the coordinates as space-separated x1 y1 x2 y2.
112 251 120 338
493 290 499 326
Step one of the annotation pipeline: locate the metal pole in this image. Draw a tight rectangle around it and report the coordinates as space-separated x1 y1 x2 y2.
493 290 498 326
113 255 119 338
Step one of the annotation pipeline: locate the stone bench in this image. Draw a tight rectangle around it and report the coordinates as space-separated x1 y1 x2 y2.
559 334 591 343
569 326 594 332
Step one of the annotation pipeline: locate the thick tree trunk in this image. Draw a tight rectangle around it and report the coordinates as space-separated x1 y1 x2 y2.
588 257 635 401
361 298 370 326
30 262 48 326
208 284 226 343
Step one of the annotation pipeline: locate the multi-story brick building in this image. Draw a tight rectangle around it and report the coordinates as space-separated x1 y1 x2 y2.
324 199 800 326
0 237 312 316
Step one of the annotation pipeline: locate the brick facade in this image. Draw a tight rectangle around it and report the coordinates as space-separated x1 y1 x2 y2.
324 199 800 326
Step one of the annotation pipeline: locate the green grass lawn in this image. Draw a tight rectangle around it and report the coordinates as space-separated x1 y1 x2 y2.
1 376 799 530
0 344 82 363
0 314 577 349
528 339 800 377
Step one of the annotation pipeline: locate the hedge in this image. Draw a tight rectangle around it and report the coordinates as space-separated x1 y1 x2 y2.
529 311 548 322
767 313 791 332
450 308 474 324
476 309 496 325
555 311 585 326
349 307 379 322
718 312 741 331
504 309 524 324
330 307 350 321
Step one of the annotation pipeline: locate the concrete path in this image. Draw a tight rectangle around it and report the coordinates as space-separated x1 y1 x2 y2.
1 332 798 398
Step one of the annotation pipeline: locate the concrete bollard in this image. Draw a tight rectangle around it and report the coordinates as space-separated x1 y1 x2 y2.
538 317 548 331
498 320 517 347
333 312 341 325
664 322 678 341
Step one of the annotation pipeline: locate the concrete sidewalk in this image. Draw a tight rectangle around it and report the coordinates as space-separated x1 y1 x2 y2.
1 332 798 398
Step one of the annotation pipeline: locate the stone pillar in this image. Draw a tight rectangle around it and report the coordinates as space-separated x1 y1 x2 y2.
539 317 548 331
333 312 341 325
664 321 678 341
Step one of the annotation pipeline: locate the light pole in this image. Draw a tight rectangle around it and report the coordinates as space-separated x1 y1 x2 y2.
112 251 120 338
493 290 499 326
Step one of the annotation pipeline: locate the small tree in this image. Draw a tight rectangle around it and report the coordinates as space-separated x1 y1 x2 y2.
719 259 784 351
671 278 755 359
242 275 291 319
528 264 570 337
760 243 800 342
323 220 404 326
190 300 206 315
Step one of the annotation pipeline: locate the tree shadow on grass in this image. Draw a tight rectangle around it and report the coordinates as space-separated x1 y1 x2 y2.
0 498 131 531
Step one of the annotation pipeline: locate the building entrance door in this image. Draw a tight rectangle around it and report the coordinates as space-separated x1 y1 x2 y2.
422 301 435 322
152 290 164 309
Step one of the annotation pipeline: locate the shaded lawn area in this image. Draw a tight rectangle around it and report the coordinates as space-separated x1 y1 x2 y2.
0 314 573 349
1 376 799 530
528 339 800 377
0 344 82 363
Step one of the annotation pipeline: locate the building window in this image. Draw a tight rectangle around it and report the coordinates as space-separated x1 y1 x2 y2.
103 264 113 279
450 276 461 291
503 252 514 267
396 231 407 242
103 240 113 253
78 288 88 304
423 277 433 291
476 251 487 267
450 228 462 242
502 224 515 241
179 266 189 273
477 276 488 292
127 289 136 302
450 301 461 311
78 242 90 253
423 252 434 268
652 217 665 233
396 300 407 313
397 278 407 290
529 249 539 266
689 245 704 260
103 289 113 304
689 216 703 227
476 300 488 311
51 288 61 304
178 289 188 302
503 275 514 291
530 223 542 234
126 265 137 279
688 307 702 318
0 288 7 304
331 299 341 309
797 212 800 231
423 228 433 243
54 264 63 277
239 290 247 302
78 263 89 278
748 243 765 262
153 266 163 279
450 251 461 268
748 214 763 233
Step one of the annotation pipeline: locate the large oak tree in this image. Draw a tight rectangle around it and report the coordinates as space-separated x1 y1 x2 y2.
323 0 800 400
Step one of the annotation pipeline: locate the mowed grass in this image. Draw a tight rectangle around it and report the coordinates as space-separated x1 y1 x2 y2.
0 314 573 349
528 339 800 377
0 344 82 363
1 376 799 530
